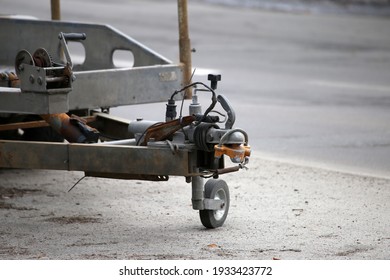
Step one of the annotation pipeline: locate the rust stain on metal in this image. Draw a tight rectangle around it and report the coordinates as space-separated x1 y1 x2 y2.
40 114 99 143
0 116 96 132
142 115 195 145
0 71 20 88
41 113 81 143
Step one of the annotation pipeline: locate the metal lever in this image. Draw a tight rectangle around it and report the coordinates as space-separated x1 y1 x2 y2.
58 32 86 68
217 94 236 129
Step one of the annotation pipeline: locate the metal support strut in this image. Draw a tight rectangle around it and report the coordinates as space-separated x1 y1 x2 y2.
191 172 204 210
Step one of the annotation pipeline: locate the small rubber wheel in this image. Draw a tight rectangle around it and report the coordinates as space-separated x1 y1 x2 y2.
199 179 230 228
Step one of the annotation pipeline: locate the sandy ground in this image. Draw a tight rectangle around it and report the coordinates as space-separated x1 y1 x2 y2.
1 154 389 260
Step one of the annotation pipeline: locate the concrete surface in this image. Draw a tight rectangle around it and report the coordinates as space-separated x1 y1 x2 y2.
1 155 389 259
0 0 389 259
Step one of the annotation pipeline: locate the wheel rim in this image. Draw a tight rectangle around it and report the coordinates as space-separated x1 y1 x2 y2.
214 188 227 221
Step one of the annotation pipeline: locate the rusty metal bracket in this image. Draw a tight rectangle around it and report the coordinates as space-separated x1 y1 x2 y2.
198 165 241 179
141 115 195 145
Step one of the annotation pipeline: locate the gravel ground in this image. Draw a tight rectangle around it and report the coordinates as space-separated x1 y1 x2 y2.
0 0 389 260
1 154 389 259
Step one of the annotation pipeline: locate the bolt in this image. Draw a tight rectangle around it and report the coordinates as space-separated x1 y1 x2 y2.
37 76 43 85
29 75 35 84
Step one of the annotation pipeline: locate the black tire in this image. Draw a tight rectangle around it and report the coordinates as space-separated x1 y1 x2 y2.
199 179 230 228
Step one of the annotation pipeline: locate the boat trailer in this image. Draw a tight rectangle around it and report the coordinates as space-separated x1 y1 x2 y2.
0 5 250 228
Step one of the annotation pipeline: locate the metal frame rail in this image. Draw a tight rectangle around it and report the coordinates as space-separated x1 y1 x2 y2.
0 113 193 177
0 18 184 114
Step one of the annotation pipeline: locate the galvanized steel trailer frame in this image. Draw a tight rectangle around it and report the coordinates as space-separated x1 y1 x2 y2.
0 18 184 114
0 15 243 228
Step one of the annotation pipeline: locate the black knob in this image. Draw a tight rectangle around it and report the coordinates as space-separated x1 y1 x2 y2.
208 74 221 90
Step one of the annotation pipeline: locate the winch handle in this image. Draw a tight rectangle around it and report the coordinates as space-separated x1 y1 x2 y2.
217 94 236 129
59 32 87 41
58 32 87 68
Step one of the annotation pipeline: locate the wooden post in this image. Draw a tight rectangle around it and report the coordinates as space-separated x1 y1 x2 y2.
178 0 192 98
51 0 61 20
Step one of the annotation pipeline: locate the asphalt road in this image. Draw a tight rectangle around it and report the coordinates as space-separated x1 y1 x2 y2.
1 0 390 260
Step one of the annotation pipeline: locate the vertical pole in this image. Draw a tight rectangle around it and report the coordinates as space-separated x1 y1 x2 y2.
192 173 204 210
51 0 61 20
178 0 192 98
